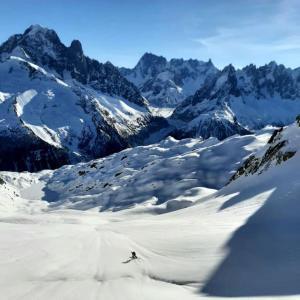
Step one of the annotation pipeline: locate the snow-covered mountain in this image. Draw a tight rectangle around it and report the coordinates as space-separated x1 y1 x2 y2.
120 53 218 107
0 25 153 172
171 63 300 140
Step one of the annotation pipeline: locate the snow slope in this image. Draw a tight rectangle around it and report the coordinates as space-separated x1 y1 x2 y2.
0 122 299 299
0 55 151 171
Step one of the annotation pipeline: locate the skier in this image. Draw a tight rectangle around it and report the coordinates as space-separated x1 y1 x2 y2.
131 251 138 259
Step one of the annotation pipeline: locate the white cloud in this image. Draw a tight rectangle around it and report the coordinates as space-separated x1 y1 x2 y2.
192 0 300 68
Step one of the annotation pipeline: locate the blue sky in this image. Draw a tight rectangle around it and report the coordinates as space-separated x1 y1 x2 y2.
0 0 299 69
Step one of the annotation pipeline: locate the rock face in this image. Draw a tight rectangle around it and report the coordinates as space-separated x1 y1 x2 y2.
229 118 300 182
170 63 300 140
0 25 152 172
120 53 218 107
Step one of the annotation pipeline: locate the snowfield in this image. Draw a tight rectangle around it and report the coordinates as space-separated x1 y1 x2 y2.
0 124 300 300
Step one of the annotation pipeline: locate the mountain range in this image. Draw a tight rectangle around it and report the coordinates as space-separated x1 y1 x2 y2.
0 25 155 171
0 25 299 171
120 53 218 107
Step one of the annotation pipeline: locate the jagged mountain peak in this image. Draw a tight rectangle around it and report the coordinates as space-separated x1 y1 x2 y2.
222 64 236 74
21 24 62 51
0 24 147 107
0 25 153 171
139 52 167 64
134 52 168 79
0 24 64 62
69 39 83 56
121 53 218 107
266 60 278 69
23 24 59 39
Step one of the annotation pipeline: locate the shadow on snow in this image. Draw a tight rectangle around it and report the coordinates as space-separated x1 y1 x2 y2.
201 167 300 297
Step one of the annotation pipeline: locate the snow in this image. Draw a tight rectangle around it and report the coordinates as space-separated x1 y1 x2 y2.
0 123 300 299
0 91 10 103
173 91 300 139
230 95 300 129
148 105 174 117
0 55 150 156
15 89 38 116
15 130 268 213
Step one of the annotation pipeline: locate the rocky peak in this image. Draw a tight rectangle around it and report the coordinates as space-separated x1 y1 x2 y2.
69 39 83 57
139 52 167 66
209 64 240 98
0 24 65 63
221 64 236 76
122 53 218 107
23 24 60 43
0 25 147 108
207 58 214 66
135 52 167 77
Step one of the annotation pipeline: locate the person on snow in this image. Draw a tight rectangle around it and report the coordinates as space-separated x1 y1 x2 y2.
131 251 138 259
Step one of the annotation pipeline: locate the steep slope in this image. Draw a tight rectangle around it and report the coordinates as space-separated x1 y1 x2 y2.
229 116 300 181
0 25 152 171
121 53 217 107
171 63 300 140
201 118 300 296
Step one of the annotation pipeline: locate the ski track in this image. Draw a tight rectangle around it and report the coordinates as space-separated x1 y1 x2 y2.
1 204 299 300
0 214 203 300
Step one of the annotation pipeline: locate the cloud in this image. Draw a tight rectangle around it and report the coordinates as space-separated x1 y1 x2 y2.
191 0 300 68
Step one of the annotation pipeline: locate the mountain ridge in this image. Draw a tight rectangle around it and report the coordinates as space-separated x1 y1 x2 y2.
120 52 218 107
0 25 154 172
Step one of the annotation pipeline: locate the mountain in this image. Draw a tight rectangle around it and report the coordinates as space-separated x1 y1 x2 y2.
170 63 300 140
0 25 146 107
0 25 154 172
120 53 218 107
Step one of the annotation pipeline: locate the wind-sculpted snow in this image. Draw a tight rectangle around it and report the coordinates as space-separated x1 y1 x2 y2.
2 130 269 213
